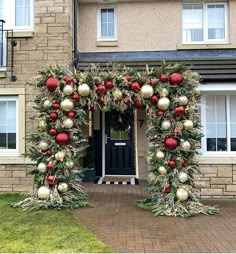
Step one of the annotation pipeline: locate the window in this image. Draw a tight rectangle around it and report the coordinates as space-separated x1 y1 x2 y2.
97 7 117 40
182 2 227 43
0 96 18 155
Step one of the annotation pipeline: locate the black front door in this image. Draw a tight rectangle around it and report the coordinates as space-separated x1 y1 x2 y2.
105 110 135 175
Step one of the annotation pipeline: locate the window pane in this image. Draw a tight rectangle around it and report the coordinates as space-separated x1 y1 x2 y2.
101 9 107 23
111 129 129 140
107 23 114 37
107 9 114 22
230 96 236 151
100 8 115 38
15 0 31 26
101 23 107 37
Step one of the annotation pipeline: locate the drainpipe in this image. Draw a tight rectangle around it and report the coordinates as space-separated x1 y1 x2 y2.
73 0 78 67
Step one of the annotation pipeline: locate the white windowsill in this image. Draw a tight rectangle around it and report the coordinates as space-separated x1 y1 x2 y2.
198 154 236 164
0 156 35 165
177 43 235 50
6 31 34 38
96 40 118 47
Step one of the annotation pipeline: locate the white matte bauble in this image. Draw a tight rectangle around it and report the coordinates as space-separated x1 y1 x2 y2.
184 120 193 130
60 99 74 112
65 160 74 169
140 84 154 98
179 96 188 106
158 166 167 175
37 162 47 172
178 172 188 183
37 186 50 200
157 97 170 110
156 150 165 159
161 120 171 130
39 141 49 151
159 88 169 97
112 88 123 100
57 182 69 193
63 85 73 95
43 100 51 108
181 140 191 150
38 120 47 132
63 118 73 129
176 188 189 201
78 83 90 97
55 151 66 161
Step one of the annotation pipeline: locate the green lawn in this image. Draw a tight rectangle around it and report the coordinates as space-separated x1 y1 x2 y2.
0 194 112 253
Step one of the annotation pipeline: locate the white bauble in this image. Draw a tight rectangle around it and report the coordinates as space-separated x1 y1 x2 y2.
57 182 69 193
119 103 128 112
112 88 123 100
181 140 191 150
60 99 74 112
156 150 165 159
161 120 171 130
176 188 189 201
78 83 90 97
184 120 193 130
37 162 47 172
179 96 188 106
43 100 51 108
159 88 169 97
158 166 167 175
65 160 74 169
38 120 47 132
39 141 49 151
178 172 188 183
63 118 73 129
157 97 170 110
37 186 50 200
63 85 73 95
55 151 66 161
140 85 154 98
101 106 109 112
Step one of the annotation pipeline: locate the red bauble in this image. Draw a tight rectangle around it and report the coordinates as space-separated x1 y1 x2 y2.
164 183 171 193
125 74 131 82
97 84 106 94
47 175 58 185
46 77 58 92
46 149 52 156
160 74 168 83
56 133 70 146
51 102 60 110
65 76 73 84
89 105 95 111
124 97 131 104
49 128 57 136
67 111 75 118
130 82 140 92
169 73 183 86
134 100 143 109
150 80 158 87
168 160 176 168
164 137 178 150
150 95 158 103
173 128 180 135
156 110 164 116
105 80 113 89
72 93 80 101
175 106 185 116
50 112 58 120
47 163 54 170
98 97 104 104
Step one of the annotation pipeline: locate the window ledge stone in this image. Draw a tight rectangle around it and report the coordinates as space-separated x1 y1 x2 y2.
177 43 236 50
198 155 236 164
96 41 118 47
0 71 7 78
0 156 35 165
6 31 34 38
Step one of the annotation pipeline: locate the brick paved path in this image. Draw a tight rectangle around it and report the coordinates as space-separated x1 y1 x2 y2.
73 182 236 253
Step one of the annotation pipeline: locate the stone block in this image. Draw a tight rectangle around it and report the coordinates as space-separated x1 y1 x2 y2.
226 185 236 192
20 42 37 51
199 166 217 174
29 50 43 60
201 188 222 196
0 171 12 177
48 26 68 33
13 171 26 177
217 166 233 177
211 185 226 189
42 17 56 23
35 7 47 14
36 1 54 8
35 24 47 34
0 178 20 185
14 53 28 61
210 178 232 184
6 165 27 171
13 185 33 192
48 7 64 13
0 186 13 192
19 177 34 185
195 181 210 188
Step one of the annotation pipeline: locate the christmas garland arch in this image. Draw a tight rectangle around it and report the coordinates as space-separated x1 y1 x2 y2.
12 63 218 216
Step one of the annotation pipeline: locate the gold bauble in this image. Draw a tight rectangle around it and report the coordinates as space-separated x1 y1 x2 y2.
60 99 74 112
140 84 154 98
112 88 123 100
157 97 170 110
158 166 167 175
55 151 66 161
57 182 69 193
65 160 74 169
177 172 188 183
39 141 49 151
179 96 188 106
159 88 169 97
78 83 90 97
183 120 193 130
156 150 165 159
37 162 47 172
63 118 73 129
37 186 50 200
176 188 189 201
161 120 171 130
63 85 73 95
38 120 47 132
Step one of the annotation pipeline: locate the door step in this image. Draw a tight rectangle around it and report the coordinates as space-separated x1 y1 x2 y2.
95 177 139 185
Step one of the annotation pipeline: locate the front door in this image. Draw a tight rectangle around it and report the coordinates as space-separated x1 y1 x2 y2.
105 110 135 176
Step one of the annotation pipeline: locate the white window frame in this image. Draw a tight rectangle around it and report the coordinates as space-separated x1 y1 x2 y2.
97 6 117 41
200 83 236 155
182 1 228 44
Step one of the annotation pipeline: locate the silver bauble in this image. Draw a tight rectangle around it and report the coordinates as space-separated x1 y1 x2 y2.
159 88 169 97
156 150 165 159
63 118 73 129
112 88 123 100
161 120 171 130
38 120 47 132
78 83 90 97
60 99 74 112
63 85 73 95
65 160 74 169
55 151 66 161
57 182 69 193
37 186 50 199
184 120 193 130
43 100 51 108
176 188 189 201
181 140 191 150
37 162 47 172
157 97 170 110
39 141 49 151
178 172 188 183
158 166 167 175
140 84 154 98
179 96 188 106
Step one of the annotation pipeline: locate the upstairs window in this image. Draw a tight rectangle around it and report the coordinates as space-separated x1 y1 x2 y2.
182 2 227 43
97 7 117 40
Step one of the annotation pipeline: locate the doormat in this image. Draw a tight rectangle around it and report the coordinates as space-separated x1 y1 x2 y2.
95 177 139 185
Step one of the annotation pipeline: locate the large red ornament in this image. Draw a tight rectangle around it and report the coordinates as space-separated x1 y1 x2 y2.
65 76 73 84
49 128 57 136
134 100 143 109
97 84 106 94
160 74 168 83
164 137 178 150
47 163 54 171
105 80 113 89
175 106 185 116
150 95 158 103
56 133 70 146
47 175 58 185
164 183 171 193
150 80 158 87
46 77 58 92
125 74 131 82
67 111 75 118
169 73 183 86
51 102 60 110
156 110 164 116
46 149 52 156
130 82 140 92
50 112 58 120
124 97 131 104
71 93 80 101
168 160 176 168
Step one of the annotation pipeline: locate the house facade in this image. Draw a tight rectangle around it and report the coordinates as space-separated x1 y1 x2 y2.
0 0 236 198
